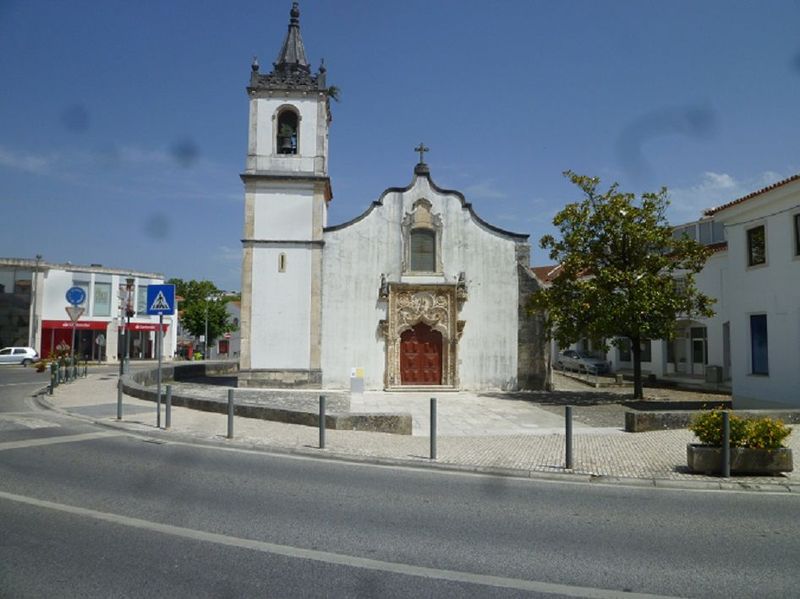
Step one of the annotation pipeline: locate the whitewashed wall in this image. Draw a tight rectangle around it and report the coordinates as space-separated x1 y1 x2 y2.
246 97 325 174
321 175 522 390
718 182 800 408
249 247 312 368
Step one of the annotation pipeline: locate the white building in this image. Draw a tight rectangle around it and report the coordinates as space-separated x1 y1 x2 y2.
0 257 177 363
237 4 547 391
701 174 800 408
544 173 800 409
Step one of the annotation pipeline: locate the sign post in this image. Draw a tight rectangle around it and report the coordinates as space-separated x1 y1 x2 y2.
146 284 176 429
65 287 87 378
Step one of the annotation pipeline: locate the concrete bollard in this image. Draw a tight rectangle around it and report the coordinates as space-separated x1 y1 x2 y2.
227 389 234 439
430 398 437 460
565 405 573 470
165 385 172 430
117 378 123 420
319 395 326 449
722 411 731 478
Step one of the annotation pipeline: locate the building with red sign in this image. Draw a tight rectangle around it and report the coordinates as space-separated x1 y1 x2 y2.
0 257 177 362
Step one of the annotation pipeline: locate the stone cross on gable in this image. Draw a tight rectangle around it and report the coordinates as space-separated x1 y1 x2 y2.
414 143 429 164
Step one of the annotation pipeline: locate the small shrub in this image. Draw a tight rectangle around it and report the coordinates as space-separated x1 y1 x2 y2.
690 410 747 446
745 418 792 450
690 409 792 449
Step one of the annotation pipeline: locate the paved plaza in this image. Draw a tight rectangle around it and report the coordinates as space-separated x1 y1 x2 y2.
31 370 800 491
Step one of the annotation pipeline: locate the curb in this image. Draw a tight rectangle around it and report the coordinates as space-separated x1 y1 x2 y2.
34 394 799 494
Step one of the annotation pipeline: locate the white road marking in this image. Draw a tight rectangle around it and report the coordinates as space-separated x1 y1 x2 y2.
0 431 119 451
0 489 679 599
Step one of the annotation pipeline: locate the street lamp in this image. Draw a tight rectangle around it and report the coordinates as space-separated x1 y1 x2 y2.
204 293 219 360
122 276 135 374
29 254 42 349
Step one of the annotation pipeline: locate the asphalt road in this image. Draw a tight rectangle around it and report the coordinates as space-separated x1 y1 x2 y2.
1 365 799 598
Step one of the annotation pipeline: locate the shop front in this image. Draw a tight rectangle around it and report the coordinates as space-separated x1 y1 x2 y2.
121 322 170 360
41 320 110 361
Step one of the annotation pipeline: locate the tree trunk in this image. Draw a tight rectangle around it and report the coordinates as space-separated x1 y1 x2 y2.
631 335 643 399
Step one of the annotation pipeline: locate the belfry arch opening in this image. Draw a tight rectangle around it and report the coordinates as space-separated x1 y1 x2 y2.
276 108 298 155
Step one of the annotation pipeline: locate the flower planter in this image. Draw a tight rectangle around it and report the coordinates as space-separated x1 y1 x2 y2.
686 444 793 475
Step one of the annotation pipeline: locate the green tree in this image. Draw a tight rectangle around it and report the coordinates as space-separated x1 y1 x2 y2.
529 171 715 399
168 278 234 349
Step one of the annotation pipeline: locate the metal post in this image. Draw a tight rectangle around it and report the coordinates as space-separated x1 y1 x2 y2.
156 314 163 429
319 395 326 449
227 389 234 439
165 385 172 430
565 406 573 469
116 378 123 420
83 363 87 377
430 398 437 460
49 363 55 394
72 357 77 380
70 322 76 381
722 411 731 478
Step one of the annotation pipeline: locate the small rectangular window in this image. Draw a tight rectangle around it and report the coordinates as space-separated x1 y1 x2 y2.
712 220 725 243
137 285 148 315
640 339 652 363
73 280 90 306
618 339 631 362
750 314 769 375
746 225 766 266
410 229 436 272
673 277 686 295
672 225 696 241
278 253 287 273
93 282 111 317
794 214 800 256
699 221 713 245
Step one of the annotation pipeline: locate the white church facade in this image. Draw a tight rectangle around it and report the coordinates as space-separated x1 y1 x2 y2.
237 3 547 391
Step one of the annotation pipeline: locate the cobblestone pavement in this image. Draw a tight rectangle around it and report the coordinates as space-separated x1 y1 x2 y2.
37 372 800 491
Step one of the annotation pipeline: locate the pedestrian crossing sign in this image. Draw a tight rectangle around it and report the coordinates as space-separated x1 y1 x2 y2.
146 284 176 315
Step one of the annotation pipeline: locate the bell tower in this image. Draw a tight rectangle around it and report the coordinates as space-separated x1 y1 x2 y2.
239 2 332 388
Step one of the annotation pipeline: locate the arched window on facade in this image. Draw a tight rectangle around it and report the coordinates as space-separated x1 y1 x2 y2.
409 229 436 272
402 198 443 274
276 109 298 155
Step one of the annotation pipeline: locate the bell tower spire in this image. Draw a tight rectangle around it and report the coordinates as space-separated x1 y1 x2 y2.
274 2 310 75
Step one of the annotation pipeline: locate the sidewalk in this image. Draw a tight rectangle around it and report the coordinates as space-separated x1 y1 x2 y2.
38 373 800 492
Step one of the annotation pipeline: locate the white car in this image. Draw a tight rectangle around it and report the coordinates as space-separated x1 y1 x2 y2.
0 347 39 366
556 350 610 375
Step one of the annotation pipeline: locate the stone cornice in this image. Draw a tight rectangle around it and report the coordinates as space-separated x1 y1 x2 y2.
241 239 324 248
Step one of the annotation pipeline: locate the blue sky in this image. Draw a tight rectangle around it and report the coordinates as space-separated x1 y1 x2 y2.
1 0 799 291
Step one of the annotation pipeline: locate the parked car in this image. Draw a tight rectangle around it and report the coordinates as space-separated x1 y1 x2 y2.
0 346 39 366
556 350 610 375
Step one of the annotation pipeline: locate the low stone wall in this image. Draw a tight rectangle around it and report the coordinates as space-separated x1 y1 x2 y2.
625 408 800 433
124 362 412 435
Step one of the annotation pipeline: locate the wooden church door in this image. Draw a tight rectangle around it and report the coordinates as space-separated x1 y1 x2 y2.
400 323 442 385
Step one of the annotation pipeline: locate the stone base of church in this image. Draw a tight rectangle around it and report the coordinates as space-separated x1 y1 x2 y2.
237 369 322 389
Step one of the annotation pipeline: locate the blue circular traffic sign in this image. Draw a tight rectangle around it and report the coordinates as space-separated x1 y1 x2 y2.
66 286 87 306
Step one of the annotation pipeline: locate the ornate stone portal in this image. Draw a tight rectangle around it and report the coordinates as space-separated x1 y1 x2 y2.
380 283 464 389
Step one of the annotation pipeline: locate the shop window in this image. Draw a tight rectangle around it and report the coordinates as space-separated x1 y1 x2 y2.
750 314 769 375
747 225 766 267
794 214 800 257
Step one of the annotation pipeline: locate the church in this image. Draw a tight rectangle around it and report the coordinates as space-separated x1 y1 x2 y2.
237 3 547 392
